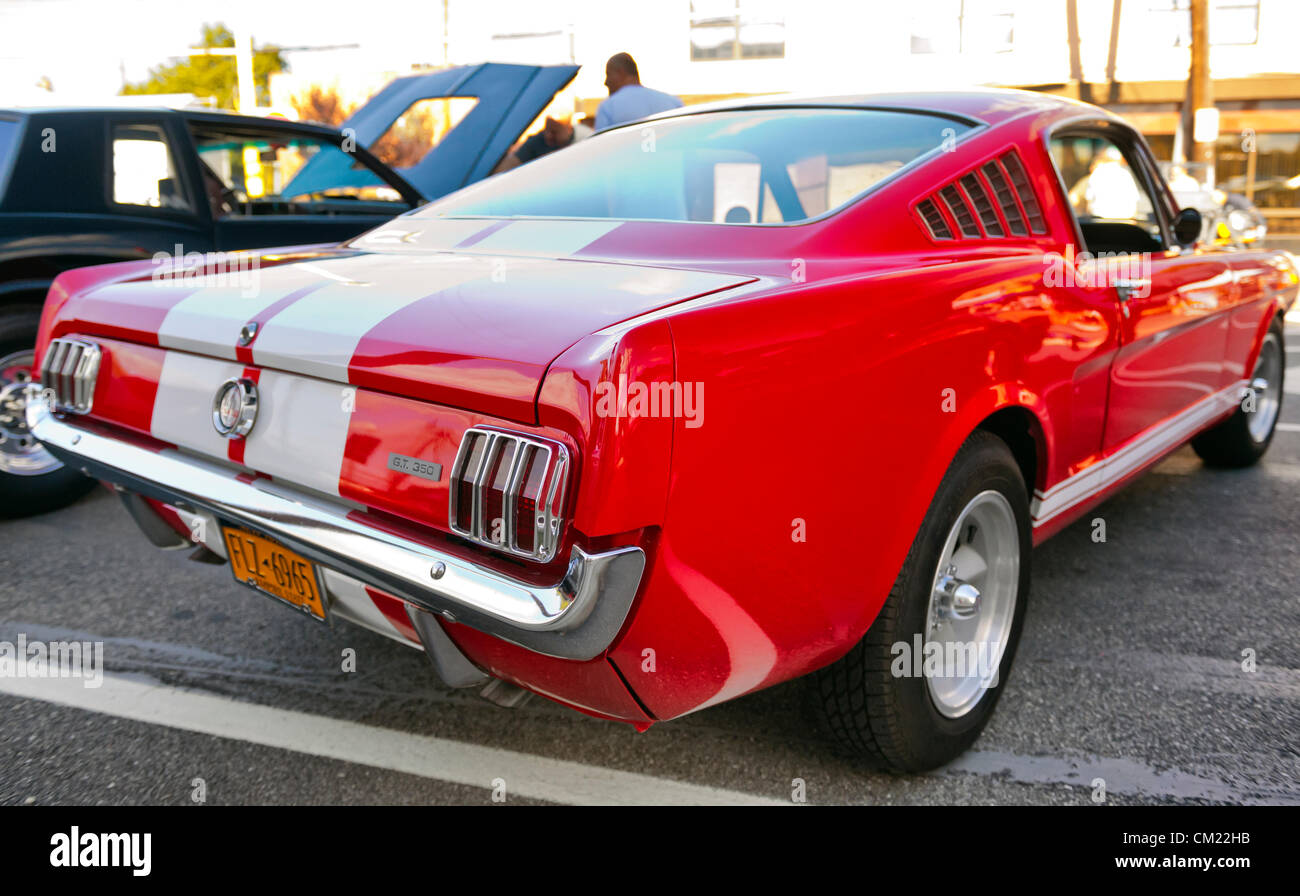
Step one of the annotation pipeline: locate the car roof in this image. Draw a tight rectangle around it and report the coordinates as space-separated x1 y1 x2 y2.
0 106 344 137
630 87 1113 129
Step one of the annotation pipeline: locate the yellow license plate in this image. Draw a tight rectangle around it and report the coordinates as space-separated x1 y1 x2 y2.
222 526 327 621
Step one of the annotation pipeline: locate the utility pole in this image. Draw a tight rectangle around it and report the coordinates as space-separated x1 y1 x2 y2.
235 26 256 114
1188 0 1217 182
1104 0 1122 104
1066 0 1089 103
178 39 358 113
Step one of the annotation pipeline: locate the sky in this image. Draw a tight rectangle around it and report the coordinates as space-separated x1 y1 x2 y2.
0 0 459 103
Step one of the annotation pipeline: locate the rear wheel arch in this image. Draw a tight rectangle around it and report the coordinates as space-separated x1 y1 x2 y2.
815 428 1033 771
975 405 1046 500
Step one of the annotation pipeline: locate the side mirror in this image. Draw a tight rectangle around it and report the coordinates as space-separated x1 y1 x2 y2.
1172 207 1202 247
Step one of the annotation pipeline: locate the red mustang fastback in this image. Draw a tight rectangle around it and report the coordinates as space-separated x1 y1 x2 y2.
23 90 1297 771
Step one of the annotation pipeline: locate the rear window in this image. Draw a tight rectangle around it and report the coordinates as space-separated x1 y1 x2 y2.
421 107 971 225
369 97 478 168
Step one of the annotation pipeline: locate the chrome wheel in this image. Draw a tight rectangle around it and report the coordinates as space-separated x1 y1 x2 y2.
925 489 1019 719
0 349 62 476
1245 331 1282 443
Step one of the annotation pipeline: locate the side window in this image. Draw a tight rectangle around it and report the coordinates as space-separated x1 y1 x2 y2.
1049 134 1165 254
111 124 191 212
369 97 478 169
0 118 20 179
190 127 408 218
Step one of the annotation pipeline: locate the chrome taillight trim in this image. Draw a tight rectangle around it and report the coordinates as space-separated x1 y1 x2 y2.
449 428 570 563
39 338 101 414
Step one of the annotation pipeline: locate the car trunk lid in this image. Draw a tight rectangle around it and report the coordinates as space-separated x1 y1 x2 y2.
50 243 754 423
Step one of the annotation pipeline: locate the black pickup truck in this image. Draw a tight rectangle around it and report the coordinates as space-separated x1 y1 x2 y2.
0 62 578 516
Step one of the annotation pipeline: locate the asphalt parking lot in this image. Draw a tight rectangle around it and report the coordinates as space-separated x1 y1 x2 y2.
1 328 1298 806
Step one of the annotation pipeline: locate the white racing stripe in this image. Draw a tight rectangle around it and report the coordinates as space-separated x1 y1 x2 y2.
355 219 495 250
147 352 354 499
240 369 352 497
251 255 489 382
0 672 784 806
467 220 621 257
1032 380 1244 526
150 352 247 459
156 267 323 359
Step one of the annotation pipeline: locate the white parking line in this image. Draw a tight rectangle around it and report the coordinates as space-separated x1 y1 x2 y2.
1151 452 1300 480
4 625 1294 804
1287 368 1300 396
1277 422 1300 432
0 671 784 806
1019 646 1300 702
942 751 1299 804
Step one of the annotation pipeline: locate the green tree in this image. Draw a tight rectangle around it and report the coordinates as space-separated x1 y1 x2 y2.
121 23 287 110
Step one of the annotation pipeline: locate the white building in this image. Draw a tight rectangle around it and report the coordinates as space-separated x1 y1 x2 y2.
268 1 1300 216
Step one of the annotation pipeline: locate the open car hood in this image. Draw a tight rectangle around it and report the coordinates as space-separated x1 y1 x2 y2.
286 63 579 202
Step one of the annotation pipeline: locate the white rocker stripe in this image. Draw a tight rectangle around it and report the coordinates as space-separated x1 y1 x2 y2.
1031 380 1246 527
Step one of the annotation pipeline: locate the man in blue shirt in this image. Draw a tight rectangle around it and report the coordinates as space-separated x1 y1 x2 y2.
594 53 683 132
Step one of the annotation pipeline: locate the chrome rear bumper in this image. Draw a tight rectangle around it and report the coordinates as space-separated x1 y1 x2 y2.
26 389 644 661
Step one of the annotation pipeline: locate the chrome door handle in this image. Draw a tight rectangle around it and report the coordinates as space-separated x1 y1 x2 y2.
1113 279 1150 301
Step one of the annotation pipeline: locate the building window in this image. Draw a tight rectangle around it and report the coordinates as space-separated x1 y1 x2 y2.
1148 0 1260 47
910 1 1013 54
690 1 785 61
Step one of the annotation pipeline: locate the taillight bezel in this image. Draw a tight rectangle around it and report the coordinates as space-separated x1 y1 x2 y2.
39 338 101 414
448 427 570 563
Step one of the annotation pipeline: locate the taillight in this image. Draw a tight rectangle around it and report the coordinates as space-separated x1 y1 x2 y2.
39 338 101 414
449 428 570 562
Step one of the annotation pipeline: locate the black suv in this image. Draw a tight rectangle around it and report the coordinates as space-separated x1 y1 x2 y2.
0 62 579 515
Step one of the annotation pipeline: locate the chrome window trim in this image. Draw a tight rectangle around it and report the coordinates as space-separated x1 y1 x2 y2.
1038 114 1177 253
413 108 992 231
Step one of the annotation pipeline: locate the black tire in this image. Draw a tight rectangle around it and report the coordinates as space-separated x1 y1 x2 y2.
1191 319 1285 468
815 430 1031 772
0 306 96 519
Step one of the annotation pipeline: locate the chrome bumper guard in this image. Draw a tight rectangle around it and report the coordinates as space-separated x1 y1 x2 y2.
26 388 645 661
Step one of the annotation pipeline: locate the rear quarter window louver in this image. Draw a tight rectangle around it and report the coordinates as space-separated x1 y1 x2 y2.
939 185 982 238
914 149 1049 242
960 173 1003 237
981 160 1028 236
916 198 953 240
998 150 1047 235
